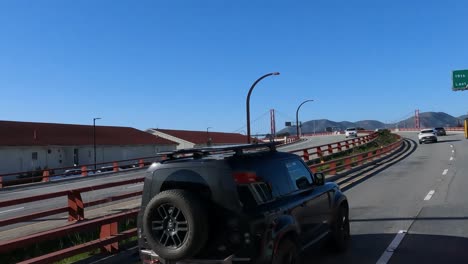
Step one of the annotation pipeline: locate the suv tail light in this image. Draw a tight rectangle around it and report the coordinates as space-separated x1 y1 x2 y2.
234 172 273 206
233 172 259 184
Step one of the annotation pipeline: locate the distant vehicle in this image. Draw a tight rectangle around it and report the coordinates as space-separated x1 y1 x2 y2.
96 166 122 173
418 129 437 144
138 143 350 264
434 127 446 136
375 128 390 133
345 127 358 138
64 168 82 176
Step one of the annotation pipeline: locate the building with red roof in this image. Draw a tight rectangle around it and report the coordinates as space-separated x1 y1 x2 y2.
147 128 249 149
0 121 177 175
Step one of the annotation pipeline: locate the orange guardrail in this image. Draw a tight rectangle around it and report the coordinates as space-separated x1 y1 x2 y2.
0 210 138 264
0 178 144 263
288 132 379 161
0 178 144 226
0 154 165 188
309 135 403 174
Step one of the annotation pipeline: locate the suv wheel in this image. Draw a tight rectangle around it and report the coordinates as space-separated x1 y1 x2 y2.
142 190 208 261
272 239 299 264
330 205 350 252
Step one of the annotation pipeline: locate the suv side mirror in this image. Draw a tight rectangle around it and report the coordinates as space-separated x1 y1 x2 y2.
296 176 310 189
315 172 325 186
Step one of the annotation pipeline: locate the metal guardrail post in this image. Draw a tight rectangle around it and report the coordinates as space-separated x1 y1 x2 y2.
337 142 342 152
327 144 333 155
113 162 119 172
310 166 317 173
345 141 350 149
367 152 373 161
345 158 352 169
139 159 144 168
68 190 85 222
357 155 363 165
316 147 323 158
303 150 310 161
42 170 50 182
100 221 119 253
81 166 88 177
0 176 3 188
330 162 336 175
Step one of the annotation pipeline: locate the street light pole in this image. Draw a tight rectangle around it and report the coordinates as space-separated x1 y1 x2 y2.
93 117 101 171
296 99 314 139
206 127 212 146
246 72 280 143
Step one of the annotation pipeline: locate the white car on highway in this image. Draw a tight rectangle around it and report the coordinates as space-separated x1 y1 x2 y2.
345 127 358 138
418 129 437 144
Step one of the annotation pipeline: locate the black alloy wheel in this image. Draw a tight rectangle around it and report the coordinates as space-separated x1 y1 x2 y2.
151 203 189 248
142 190 208 260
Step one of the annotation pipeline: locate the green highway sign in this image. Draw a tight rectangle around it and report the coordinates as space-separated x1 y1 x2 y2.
453 69 468 91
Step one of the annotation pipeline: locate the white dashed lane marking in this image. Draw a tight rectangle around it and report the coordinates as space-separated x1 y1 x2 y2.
450 157 454 161
424 190 435 201
376 230 407 264
442 169 448 175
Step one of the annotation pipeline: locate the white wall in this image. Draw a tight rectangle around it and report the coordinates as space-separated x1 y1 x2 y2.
0 144 176 179
0 146 69 180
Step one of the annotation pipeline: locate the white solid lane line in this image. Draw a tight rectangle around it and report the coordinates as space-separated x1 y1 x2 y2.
376 230 407 264
0 207 25 214
450 157 454 161
125 183 144 189
424 190 435 201
442 169 448 175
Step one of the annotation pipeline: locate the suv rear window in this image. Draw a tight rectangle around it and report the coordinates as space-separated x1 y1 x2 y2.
421 129 434 133
230 155 295 198
346 128 356 131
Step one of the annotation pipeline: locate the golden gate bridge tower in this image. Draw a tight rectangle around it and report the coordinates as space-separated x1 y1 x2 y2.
415 109 420 129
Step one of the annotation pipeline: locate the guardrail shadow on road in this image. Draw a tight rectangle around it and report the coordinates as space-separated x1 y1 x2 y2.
437 139 462 143
350 216 468 222
337 138 418 192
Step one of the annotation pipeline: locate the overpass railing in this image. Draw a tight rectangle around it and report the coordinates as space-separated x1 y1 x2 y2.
0 154 165 188
309 135 403 175
0 178 144 263
288 132 379 161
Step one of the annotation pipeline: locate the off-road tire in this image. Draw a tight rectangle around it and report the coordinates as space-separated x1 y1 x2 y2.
330 205 350 252
142 189 208 260
272 238 299 264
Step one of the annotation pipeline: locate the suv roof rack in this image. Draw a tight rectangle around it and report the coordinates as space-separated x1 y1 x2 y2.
159 142 280 160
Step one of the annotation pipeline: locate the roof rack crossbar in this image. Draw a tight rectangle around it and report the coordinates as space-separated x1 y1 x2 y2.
159 142 279 160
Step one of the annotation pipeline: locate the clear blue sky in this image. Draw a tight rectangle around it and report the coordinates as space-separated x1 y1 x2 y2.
1 0 468 133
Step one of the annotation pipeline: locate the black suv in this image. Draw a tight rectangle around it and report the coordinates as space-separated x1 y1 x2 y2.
434 127 446 136
137 143 350 264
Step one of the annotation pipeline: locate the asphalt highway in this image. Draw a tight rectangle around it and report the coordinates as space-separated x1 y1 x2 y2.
306 132 468 263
